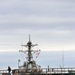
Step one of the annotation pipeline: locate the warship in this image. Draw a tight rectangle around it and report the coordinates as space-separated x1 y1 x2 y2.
1 35 75 75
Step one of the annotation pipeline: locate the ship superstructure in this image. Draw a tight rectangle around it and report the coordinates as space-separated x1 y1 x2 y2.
12 35 42 75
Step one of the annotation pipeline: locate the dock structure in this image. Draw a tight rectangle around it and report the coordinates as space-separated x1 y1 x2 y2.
1 67 75 75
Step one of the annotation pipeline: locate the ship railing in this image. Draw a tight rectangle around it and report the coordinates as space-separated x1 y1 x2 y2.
42 67 75 74
1 68 75 74
0 70 8 73
0 70 12 75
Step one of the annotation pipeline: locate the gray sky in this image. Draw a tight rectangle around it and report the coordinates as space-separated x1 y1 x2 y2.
0 0 75 51
0 51 75 69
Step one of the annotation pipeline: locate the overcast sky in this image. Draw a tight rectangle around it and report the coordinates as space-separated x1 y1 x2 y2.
0 0 75 51
1 51 75 69
0 0 75 70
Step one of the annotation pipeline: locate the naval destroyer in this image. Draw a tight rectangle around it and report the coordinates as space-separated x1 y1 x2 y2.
1 35 75 75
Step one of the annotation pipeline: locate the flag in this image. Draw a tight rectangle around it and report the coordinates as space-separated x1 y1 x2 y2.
36 50 41 58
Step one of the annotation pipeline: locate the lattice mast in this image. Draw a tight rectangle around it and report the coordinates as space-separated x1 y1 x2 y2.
19 35 38 63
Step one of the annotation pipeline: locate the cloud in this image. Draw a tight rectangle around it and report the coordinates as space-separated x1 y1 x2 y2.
0 0 75 51
0 15 75 25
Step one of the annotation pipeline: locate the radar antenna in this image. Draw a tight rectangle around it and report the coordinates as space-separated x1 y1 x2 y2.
19 35 40 63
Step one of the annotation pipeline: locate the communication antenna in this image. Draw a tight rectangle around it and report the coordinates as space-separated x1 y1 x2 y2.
19 35 40 63
62 50 64 68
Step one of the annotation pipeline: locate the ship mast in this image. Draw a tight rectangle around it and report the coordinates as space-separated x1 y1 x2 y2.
27 35 32 62
19 35 38 63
